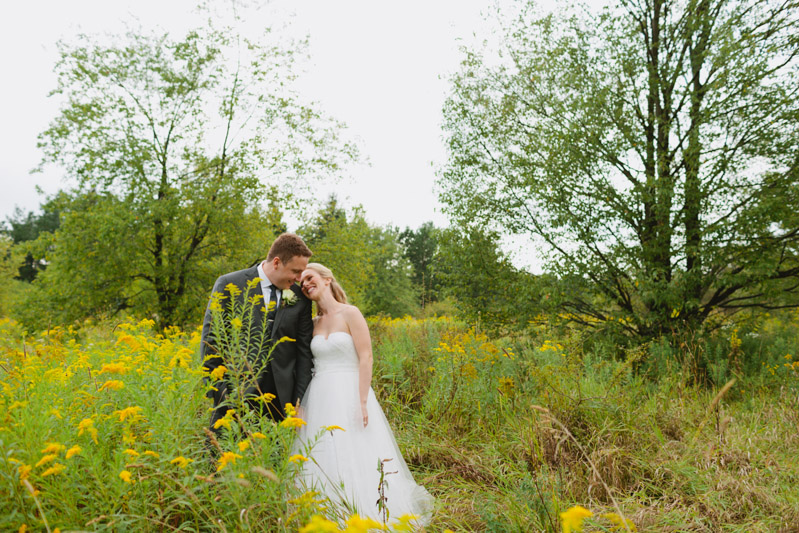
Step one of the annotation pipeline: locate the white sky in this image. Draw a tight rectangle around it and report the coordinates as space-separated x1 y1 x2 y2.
0 0 597 269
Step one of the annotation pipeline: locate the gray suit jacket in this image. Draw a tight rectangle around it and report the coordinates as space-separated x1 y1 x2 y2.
200 266 314 415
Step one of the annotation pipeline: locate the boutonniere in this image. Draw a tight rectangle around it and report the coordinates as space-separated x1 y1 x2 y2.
282 289 298 307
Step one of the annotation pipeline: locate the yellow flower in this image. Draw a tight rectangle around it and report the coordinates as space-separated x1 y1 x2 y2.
17 464 32 481
288 454 308 463
144 450 160 458
66 445 82 459
19 525 27 533
237 439 251 452
231 317 243 329
251 432 267 440
344 514 384 532
299 515 339 533
123 449 140 458
254 392 276 403
99 380 125 391
284 403 296 417
119 470 134 484
113 406 143 422
100 362 130 374
35 454 57 468
325 425 345 433
213 417 231 430
560 505 593 533
41 443 66 455
210 365 227 381
602 513 637 531
280 417 306 429
393 514 420 532
213 409 236 430
116 335 142 351
77 418 98 444
170 456 193 468
216 451 243 472
41 463 66 477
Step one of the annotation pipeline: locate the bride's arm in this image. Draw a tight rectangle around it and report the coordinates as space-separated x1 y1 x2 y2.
346 306 373 427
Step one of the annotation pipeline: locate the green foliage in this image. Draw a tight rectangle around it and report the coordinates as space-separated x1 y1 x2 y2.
300 196 418 317
35 18 358 329
15 190 276 331
2 204 60 282
435 226 543 331
399 222 441 307
440 0 799 337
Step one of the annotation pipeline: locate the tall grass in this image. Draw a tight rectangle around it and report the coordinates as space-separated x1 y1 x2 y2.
1 309 798 531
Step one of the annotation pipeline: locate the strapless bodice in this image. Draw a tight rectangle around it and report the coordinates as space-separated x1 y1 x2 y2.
310 332 359 374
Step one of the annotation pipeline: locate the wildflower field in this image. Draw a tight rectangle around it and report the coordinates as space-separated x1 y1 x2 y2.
1 312 798 531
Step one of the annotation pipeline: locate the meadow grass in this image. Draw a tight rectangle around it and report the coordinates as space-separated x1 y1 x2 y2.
1 311 798 531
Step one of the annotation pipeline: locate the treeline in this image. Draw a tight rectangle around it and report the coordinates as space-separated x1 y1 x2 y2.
2 0 799 345
0 195 547 332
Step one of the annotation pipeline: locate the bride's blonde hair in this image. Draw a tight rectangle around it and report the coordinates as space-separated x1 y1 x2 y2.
306 263 348 304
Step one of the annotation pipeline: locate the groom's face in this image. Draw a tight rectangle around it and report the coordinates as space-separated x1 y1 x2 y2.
270 255 309 289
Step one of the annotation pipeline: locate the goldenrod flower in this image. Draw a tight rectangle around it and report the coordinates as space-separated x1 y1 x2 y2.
560 505 593 533
288 454 308 463
299 515 339 533
284 403 297 417
602 512 637 532
100 362 130 375
123 449 140 458
393 514 420 532
113 406 143 422
230 317 243 329
170 456 193 468
210 365 227 381
99 380 125 391
238 439 250 452
35 454 57 468
77 418 98 444
324 425 345 433
344 514 384 531
41 443 66 455
214 417 231 430
41 463 65 477
19 524 28 533
144 450 160 458
251 432 267 440
216 451 243 471
254 392 276 403
119 470 134 484
280 417 306 429
116 335 142 351
17 464 32 481
66 445 82 459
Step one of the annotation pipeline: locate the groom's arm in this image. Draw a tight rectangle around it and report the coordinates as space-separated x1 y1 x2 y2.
292 297 314 405
201 275 228 398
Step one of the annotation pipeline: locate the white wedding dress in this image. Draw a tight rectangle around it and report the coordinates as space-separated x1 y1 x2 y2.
295 332 434 525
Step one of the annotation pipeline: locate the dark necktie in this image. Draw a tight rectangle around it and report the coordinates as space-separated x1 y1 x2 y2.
266 284 278 338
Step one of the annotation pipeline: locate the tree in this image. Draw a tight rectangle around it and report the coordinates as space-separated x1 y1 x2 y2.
441 0 799 336
2 205 60 281
36 19 358 328
399 222 441 307
300 197 417 317
436 226 543 330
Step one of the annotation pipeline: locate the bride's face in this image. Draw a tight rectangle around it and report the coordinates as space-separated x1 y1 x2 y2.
300 269 330 301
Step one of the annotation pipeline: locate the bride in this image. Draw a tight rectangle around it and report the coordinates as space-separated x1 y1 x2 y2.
294 263 434 525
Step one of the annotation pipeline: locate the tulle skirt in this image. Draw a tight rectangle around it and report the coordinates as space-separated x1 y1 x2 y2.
295 369 434 526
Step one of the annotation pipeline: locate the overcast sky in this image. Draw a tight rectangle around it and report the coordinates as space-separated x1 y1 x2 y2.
0 0 601 269
1 1 498 224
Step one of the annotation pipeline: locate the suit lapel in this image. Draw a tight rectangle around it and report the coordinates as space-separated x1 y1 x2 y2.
270 284 299 339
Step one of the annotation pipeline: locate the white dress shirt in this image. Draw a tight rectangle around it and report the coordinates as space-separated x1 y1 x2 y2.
257 262 281 310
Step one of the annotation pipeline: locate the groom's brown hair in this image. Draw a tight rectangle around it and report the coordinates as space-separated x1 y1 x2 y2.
267 233 312 263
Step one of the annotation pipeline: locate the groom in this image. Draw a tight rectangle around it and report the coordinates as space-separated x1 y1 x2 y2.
200 233 314 428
